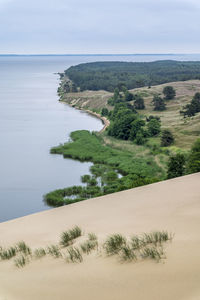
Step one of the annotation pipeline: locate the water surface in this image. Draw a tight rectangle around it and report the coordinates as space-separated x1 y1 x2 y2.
1 54 200 222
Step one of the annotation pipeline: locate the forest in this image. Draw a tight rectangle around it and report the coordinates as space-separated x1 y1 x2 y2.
64 60 200 92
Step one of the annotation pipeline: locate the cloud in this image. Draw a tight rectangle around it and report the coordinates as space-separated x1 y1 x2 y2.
0 0 200 53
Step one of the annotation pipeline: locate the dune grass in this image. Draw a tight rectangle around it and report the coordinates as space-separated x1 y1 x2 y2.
34 248 46 259
46 245 62 258
14 255 29 268
60 226 82 247
0 228 172 268
104 234 127 255
66 246 83 263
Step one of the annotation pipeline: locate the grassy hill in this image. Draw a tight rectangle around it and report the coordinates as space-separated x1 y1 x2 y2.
61 79 200 150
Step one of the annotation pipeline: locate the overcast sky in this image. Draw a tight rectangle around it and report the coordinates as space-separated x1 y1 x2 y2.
0 0 200 54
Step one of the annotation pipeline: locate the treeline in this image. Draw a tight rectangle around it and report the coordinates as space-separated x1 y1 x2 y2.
64 60 200 92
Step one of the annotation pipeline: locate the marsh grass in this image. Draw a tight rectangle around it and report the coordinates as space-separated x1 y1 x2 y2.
60 226 82 247
47 245 62 258
104 234 127 255
66 246 83 263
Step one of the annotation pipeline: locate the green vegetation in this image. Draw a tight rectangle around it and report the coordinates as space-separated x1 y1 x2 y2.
152 95 166 111
0 227 173 268
180 92 200 117
64 60 200 92
163 86 176 100
187 138 200 173
60 226 82 247
161 130 174 147
167 154 186 179
104 234 127 255
66 246 83 263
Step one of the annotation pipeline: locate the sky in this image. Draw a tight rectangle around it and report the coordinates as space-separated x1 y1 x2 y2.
0 0 200 54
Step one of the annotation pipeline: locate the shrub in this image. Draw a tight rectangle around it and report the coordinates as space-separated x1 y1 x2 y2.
167 154 186 179
163 86 176 100
187 138 200 173
147 119 161 136
152 95 166 111
161 130 174 147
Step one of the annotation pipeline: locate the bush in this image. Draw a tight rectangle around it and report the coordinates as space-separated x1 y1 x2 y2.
161 130 174 146
147 119 161 136
163 86 176 100
167 154 186 179
152 95 166 111
187 138 200 173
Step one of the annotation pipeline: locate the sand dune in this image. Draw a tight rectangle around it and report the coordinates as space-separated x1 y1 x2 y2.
0 173 200 300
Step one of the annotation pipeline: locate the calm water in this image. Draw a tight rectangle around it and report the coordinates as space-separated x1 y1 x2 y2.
1 54 200 222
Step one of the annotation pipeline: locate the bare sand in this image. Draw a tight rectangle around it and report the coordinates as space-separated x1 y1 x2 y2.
0 173 200 300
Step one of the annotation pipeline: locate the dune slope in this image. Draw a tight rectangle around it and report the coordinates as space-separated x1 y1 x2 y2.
0 173 200 300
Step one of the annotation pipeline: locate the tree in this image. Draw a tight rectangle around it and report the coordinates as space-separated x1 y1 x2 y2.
147 119 161 136
135 131 146 145
167 154 186 179
187 138 200 173
101 107 109 116
152 95 166 111
124 90 134 101
163 86 176 100
130 119 145 140
134 95 145 109
180 92 200 117
161 130 174 146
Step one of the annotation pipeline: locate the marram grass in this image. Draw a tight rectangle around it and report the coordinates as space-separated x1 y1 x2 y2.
0 229 173 268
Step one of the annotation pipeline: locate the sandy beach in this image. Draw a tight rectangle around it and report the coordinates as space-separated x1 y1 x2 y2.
0 172 200 300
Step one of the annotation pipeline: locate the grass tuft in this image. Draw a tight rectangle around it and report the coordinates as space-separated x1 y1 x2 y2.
141 246 164 261
46 245 62 258
119 245 137 261
34 248 46 259
104 234 127 255
14 255 29 268
66 246 83 263
60 226 82 247
16 241 32 256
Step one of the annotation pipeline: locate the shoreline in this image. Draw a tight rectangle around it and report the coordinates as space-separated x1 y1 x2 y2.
60 100 110 133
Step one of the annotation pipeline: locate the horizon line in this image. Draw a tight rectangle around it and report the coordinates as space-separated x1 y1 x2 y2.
0 53 200 56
